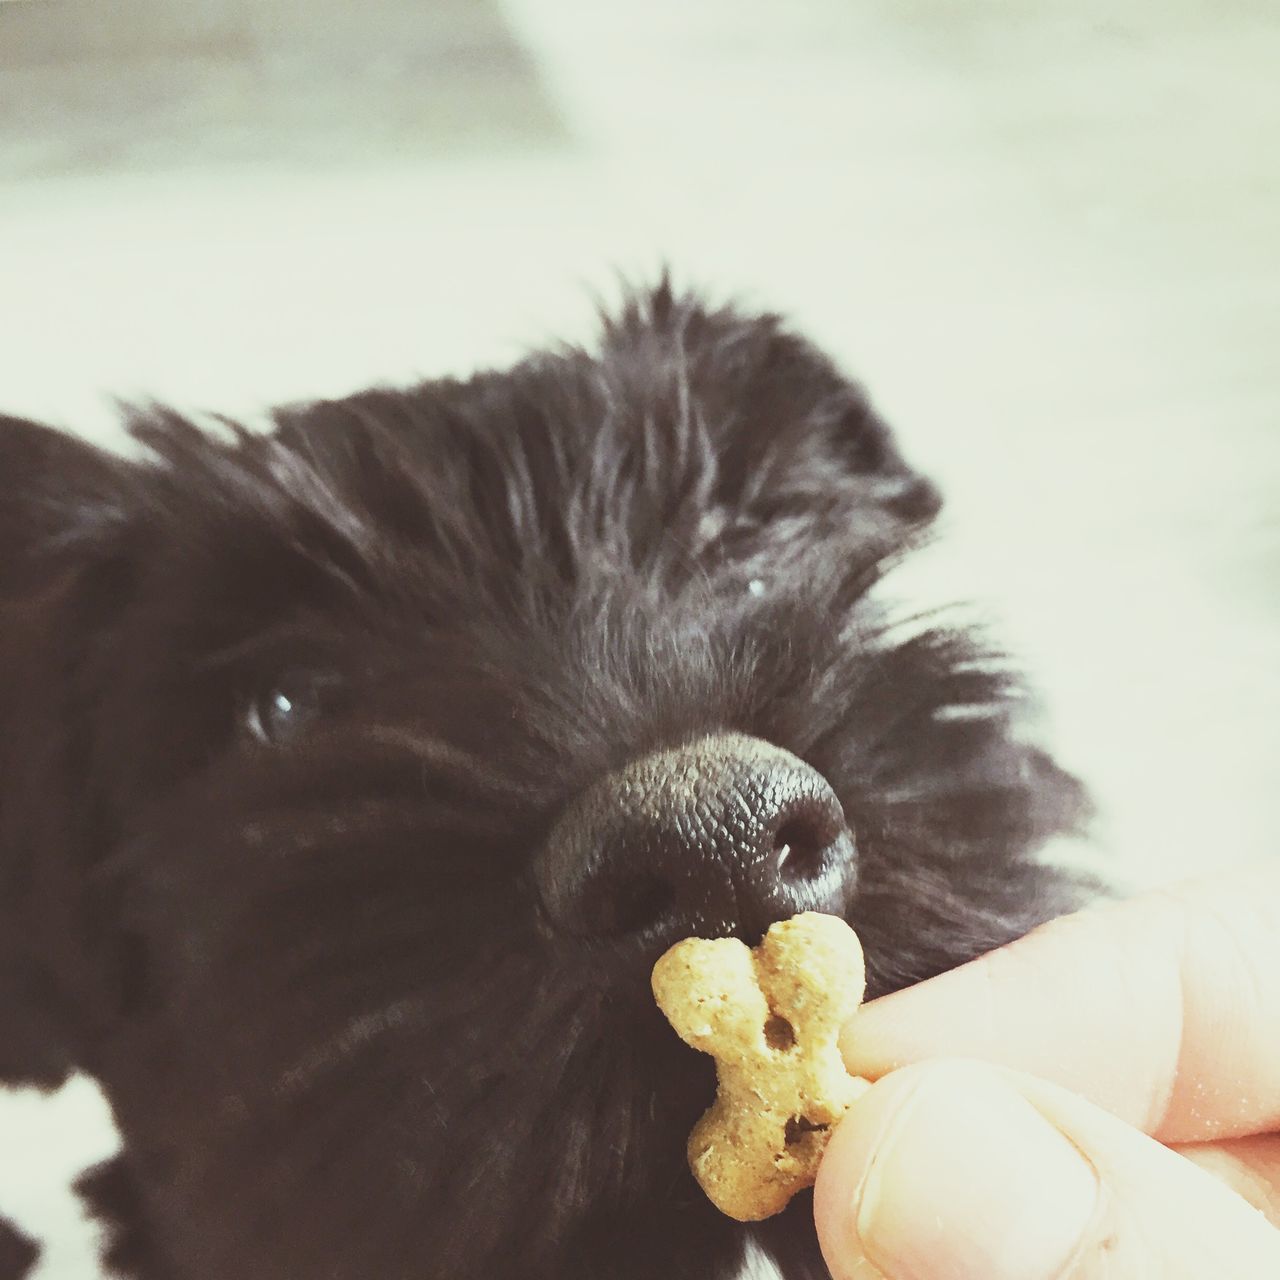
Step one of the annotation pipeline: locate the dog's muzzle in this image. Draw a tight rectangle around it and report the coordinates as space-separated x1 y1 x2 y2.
534 733 858 951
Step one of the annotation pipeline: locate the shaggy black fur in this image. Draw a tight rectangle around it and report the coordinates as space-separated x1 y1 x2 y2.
0 1217 39 1280
0 284 1092 1279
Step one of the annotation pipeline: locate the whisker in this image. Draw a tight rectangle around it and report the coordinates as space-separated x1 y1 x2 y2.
274 996 430 1098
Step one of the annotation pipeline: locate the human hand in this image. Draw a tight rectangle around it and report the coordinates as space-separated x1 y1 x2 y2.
813 863 1280 1278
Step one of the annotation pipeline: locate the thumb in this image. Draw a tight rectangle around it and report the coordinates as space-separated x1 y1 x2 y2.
813 1060 1280 1280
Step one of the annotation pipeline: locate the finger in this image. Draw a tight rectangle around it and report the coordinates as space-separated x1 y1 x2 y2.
841 861 1280 1142
1173 1133 1280 1228
814 1061 1280 1280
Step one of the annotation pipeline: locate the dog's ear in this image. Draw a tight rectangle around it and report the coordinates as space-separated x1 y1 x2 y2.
0 414 139 1086
603 284 943 535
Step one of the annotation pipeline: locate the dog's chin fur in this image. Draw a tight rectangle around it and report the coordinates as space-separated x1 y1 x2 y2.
0 283 1094 1280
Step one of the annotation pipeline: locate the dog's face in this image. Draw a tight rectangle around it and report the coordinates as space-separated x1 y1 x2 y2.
0 287 1089 1280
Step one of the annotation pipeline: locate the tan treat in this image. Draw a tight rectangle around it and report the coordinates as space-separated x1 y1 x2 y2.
651 912 869 1221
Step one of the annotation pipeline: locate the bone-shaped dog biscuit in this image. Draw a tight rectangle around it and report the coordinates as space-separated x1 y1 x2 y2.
651 912 869 1221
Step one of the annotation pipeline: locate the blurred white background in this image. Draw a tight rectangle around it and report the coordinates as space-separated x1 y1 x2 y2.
1 1 1277 1274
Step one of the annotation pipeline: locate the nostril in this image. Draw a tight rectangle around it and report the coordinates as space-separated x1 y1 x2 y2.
599 872 678 937
773 813 833 884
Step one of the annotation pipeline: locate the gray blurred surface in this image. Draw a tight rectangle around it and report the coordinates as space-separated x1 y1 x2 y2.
1 2 1277 1274
0 0 564 172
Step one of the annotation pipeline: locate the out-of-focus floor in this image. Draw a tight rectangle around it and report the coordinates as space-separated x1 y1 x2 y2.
0 2 1277 1274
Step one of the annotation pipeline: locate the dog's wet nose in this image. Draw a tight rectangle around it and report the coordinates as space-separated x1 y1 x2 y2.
535 733 857 947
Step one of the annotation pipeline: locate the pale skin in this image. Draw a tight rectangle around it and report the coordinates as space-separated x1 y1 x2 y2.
813 862 1280 1279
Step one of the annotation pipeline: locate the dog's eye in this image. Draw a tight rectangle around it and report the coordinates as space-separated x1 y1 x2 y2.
244 671 340 744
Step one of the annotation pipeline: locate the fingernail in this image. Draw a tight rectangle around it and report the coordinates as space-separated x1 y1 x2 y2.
853 1065 1098 1280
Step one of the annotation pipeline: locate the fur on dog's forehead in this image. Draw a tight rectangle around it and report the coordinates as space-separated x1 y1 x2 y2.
121 286 929 615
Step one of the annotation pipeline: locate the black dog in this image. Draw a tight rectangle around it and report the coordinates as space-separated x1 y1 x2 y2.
0 283 1092 1279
